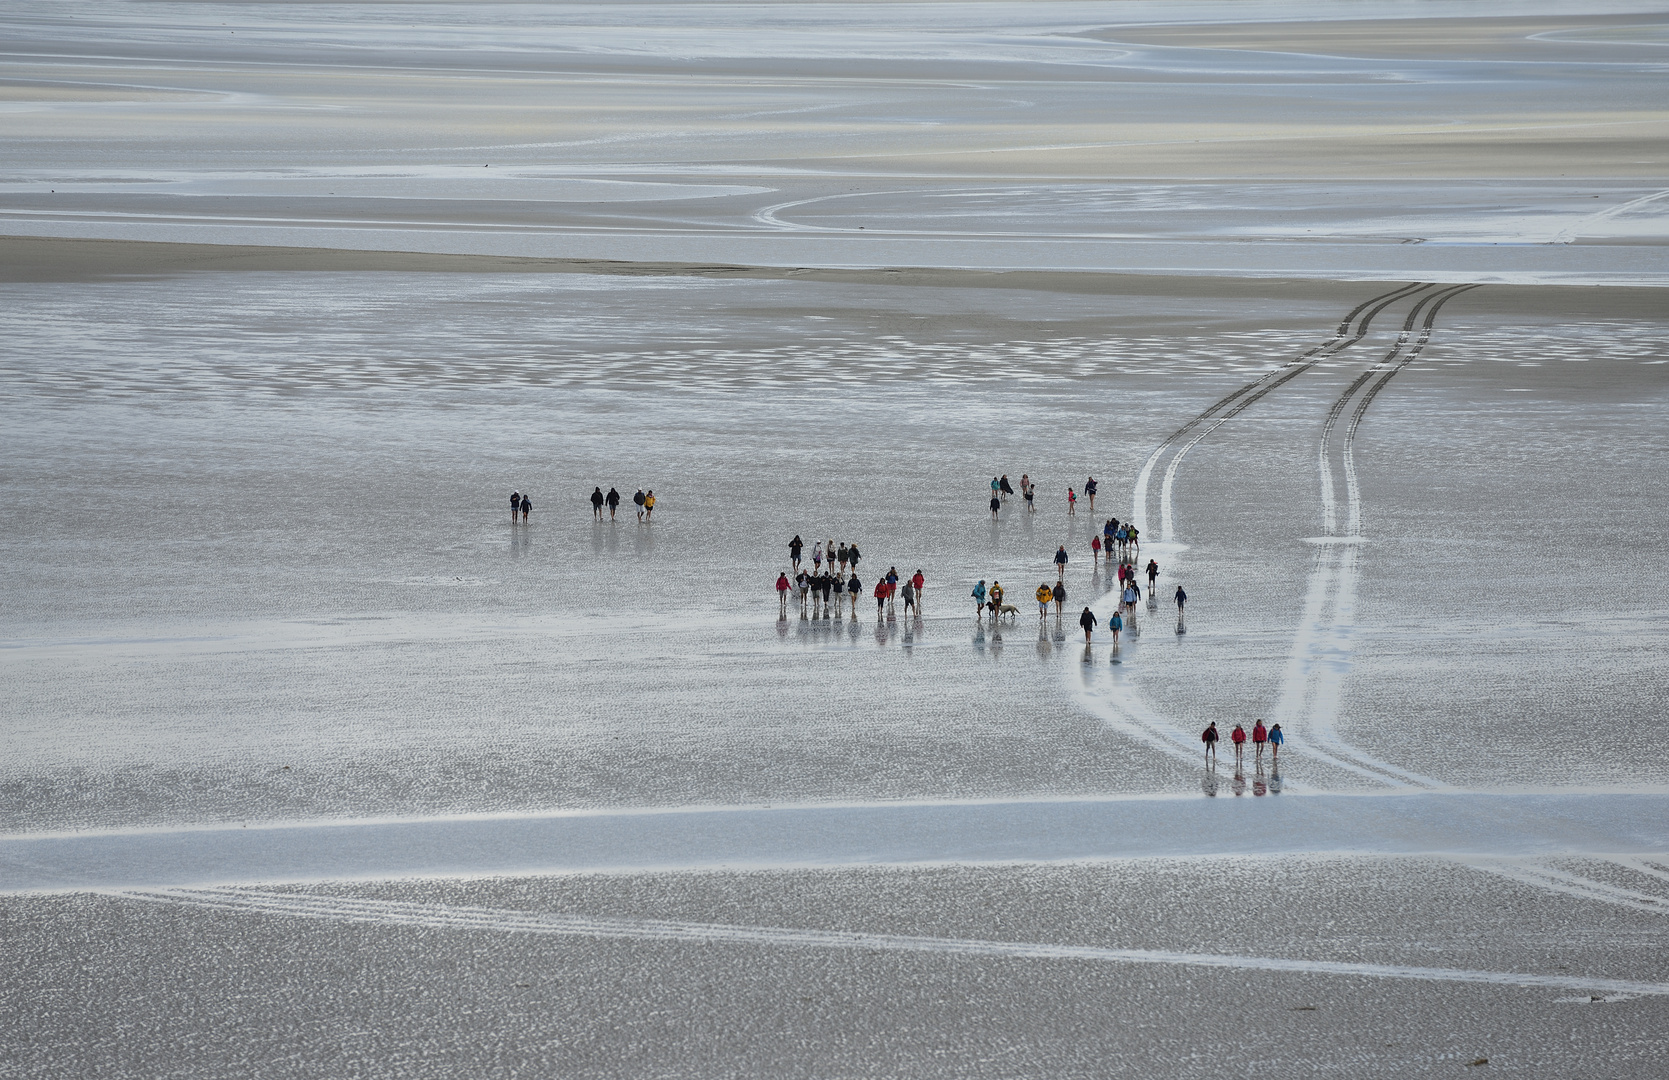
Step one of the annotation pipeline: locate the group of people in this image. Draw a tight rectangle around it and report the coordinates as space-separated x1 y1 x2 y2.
589 486 655 521
1201 720 1283 767
988 474 1102 516
779 536 924 619
1089 517 1141 561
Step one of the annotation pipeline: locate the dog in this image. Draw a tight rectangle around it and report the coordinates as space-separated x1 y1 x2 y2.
996 602 1019 623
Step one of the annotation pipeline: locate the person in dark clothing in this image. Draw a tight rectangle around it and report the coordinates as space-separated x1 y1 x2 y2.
1084 476 1098 512
590 487 605 520
990 494 1000 518
1078 606 1097 641
520 494 530 520
605 487 621 520
1202 721 1219 764
999 474 1014 501
790 535 803 570
511 490 521 519
1174 585 1187 612
633 489 646 520
1051 579 1067 617
1147 559 1159 591
847 542 861 571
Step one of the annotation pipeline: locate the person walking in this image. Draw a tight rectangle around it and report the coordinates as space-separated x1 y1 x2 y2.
1067 487 1077 516
1085 476 1098 513
989 580 1004 618
590 487 605 520
1202 721 1219 765
901 579 916 616
1230 723 1247 767
1054 545 1069 576
1091 534 1102 564
1252 719 1269 765
821 571 834 615
634 488 646 521
1174 585 1187 613
831 570 844 616
990 493 1001 518
643 490 655 520
520 493 531 520
776 572 791 617
812 542 823 572
1051 579 1067 617
847 571 862 617
1023 475 1035 513
796 570 810 614
790 535 804 570
847 542 861 573
510 490 521 519
874 577 889 616
972 579 988 619
1122 584 1138 611
1146 559 1159 591
1000 474 1014 502
1109 609 1123 644
1036 582 1052 622
1078 605 1097 642
837 542 850 573
605 487 621 520
1126 522 1138 554
910 570 925 612
990 476 1001 504
1269 723 1283 763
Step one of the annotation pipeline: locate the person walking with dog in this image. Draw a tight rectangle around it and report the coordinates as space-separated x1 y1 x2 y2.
972 579 987 619
988 580 1005 619
1078 605 1097 642
1036 582 1052 622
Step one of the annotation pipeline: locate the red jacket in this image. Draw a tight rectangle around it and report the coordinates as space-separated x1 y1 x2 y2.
1231 727 1247 744
776 575 790 592
1252 723 1267 742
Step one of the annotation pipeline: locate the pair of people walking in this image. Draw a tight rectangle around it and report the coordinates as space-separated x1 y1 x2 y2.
1077 604 1124 643
509 490 531 520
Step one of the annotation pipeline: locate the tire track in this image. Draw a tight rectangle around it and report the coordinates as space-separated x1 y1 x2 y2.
117 886 1669 998
1133 280 1430 541
1275 285 1479 790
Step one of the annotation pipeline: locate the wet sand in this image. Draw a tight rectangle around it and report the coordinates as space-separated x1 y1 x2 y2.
3 2 1668 1076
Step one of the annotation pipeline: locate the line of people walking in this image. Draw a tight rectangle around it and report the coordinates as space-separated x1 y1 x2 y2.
589 486 656 521
1201 719 1283 767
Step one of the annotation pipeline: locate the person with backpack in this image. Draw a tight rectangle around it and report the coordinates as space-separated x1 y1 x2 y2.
796 570 810 614
1269 723 1284 763
1230 723 1248 767
1202 721 1219 765
1067 487 1077 516
1146 559 1159 591
972 580 988 619
812 541 823 572
605 487 621 519
590 487 605 520
988 580 1004 617
776 572 791 617
633 488 647 520
1252 719 1269 765
1078 605 1097 642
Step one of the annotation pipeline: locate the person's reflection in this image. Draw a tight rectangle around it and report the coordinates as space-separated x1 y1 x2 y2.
990 623 1004 659
973 623 987 652
776 617 789 640
1082 643 1094 665
1268 765 1283 795
606 522 619 555
590 520 604 554
1230 769 1246 797
1202 770 1219 797
1252 765 1267 797
1035 622 1051 660
1175 615 1186 636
